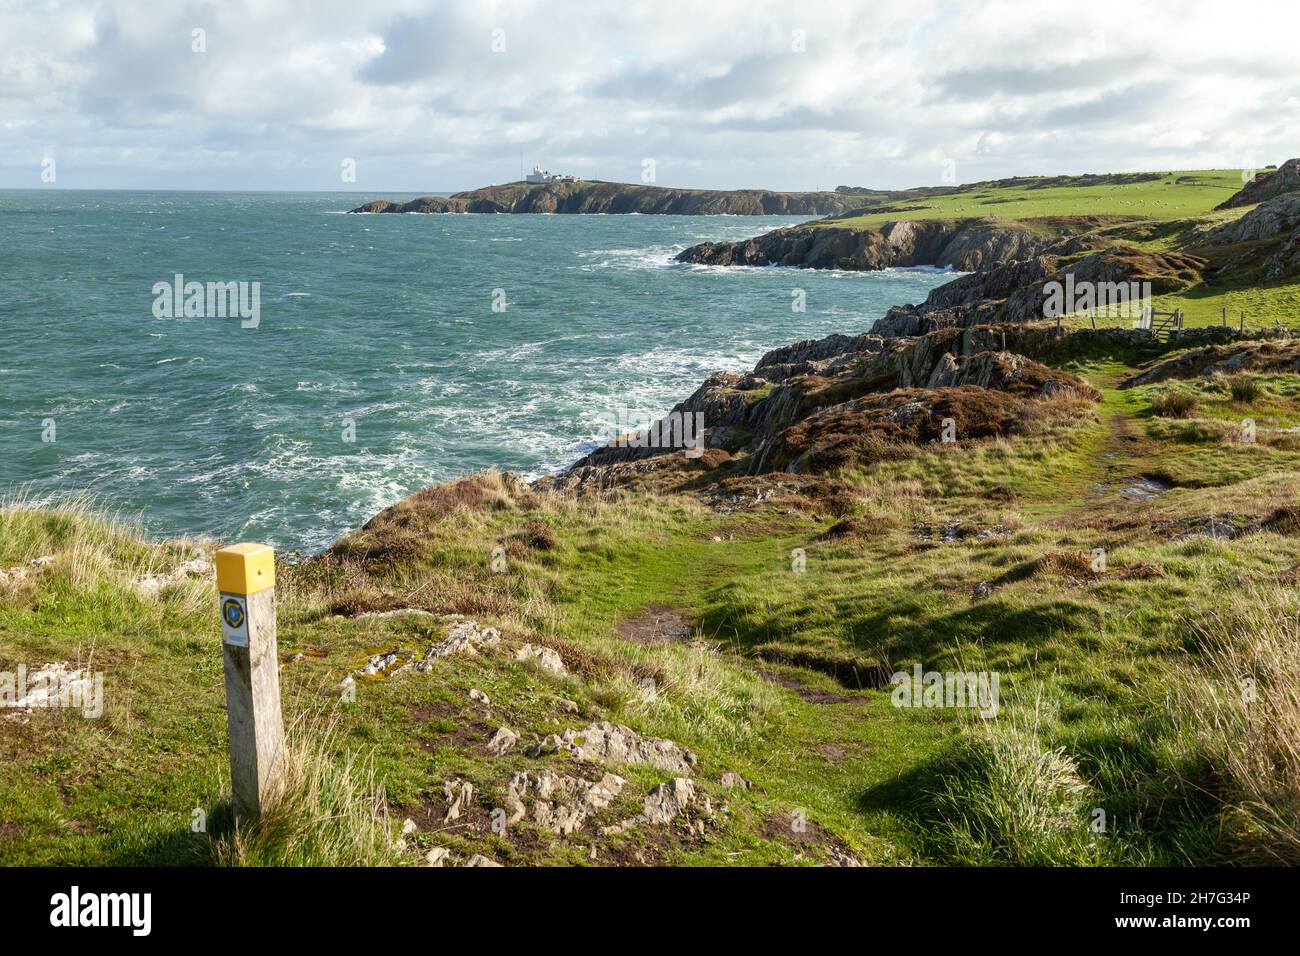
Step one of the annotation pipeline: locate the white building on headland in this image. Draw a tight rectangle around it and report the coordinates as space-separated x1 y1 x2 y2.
525 166 578 184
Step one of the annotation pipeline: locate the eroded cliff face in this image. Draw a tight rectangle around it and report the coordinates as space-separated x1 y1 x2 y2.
673 218 1054 271
1216 159 1300 210
348 181 867 216
544 324 1108 493
870 245 1206 337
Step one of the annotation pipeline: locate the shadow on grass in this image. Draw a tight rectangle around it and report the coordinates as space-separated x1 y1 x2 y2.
107 801 235 866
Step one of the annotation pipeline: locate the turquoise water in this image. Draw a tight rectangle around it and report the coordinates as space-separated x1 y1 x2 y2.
0 190 953 552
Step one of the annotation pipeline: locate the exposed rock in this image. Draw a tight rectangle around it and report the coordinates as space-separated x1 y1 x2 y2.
464 854 503 867
350 181 865 216
676 217 1055 272
353 648 413 678
504 769 626 835
1217 158 1300 209
415 620 501 671
394 817 418 850
875 245 1202 334
558 721 698 774
719 772 752 790
1197 192 1300 280
422 847 451 867
600 778 707 836
135 556 212 596
0 661 99 721
486 726 518 756
1206 193 1300 245
469 688 491 706
442 779 474 823
826 846 866 867
514 643 566 676
524 733 566 758
1123 340 1300 387
551 325 1102 486
0 555 58 587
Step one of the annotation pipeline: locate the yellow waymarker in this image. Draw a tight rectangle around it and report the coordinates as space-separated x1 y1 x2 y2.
215 542 275 594
215 542 284 824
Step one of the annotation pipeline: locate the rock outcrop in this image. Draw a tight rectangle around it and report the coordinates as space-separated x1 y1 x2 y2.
1205 193 1300 245
1124 339 1300 387
1216 159 1300 210
524 721 699 774
872 246 1204 335
545 324 1105 491
675 217 1054 271
349 181 868 216
504 769 625 835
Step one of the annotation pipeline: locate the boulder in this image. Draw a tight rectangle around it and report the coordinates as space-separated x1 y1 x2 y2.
514 643 566 676
486 726 518 756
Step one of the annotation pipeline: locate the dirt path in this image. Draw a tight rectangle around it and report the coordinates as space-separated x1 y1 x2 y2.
1059 392 1169 523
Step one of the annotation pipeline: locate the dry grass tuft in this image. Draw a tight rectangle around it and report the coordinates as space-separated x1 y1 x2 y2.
1183 592 1300 864
207 715 403 867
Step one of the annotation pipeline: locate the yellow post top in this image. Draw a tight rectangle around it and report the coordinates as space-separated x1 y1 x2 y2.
215 543 275 595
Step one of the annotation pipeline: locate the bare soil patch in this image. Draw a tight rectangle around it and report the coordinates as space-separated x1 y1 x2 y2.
617 606 693 645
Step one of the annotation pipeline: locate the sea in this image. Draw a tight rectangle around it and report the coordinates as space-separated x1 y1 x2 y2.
0 190 955 552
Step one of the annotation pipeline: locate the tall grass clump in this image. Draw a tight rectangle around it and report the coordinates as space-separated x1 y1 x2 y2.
1151 388 1198 418
922 690 1109 865
1182 591 1300 864
207 716 404 866
1225 373 1264 404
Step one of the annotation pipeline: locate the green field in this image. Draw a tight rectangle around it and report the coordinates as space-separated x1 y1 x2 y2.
820 169 1249 231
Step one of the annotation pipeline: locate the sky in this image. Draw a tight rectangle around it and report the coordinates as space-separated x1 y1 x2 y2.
2 0 1298 193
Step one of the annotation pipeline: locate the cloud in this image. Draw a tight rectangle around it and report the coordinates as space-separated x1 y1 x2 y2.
1 0 1298 190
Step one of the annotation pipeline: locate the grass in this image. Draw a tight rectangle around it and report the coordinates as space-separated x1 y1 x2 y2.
1182 591 1300 864
206 716 402 867
819 169 1246 232
5 332 1300 867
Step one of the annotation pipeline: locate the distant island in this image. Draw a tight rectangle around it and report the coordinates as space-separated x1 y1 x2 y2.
347 177 957 216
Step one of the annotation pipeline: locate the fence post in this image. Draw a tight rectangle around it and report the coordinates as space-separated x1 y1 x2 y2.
215 543 284 825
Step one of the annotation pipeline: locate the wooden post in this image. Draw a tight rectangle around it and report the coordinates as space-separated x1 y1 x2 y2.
215 543 284 825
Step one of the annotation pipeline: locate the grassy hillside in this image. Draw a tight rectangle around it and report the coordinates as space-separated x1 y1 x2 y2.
4 332 1300 866
820 169 1248 231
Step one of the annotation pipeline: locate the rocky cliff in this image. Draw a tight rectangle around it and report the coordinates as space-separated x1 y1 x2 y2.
1216 159 1300 210
674 218 1056 271
349 181 870 216
871 245 1205 337
543 324 1108 493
